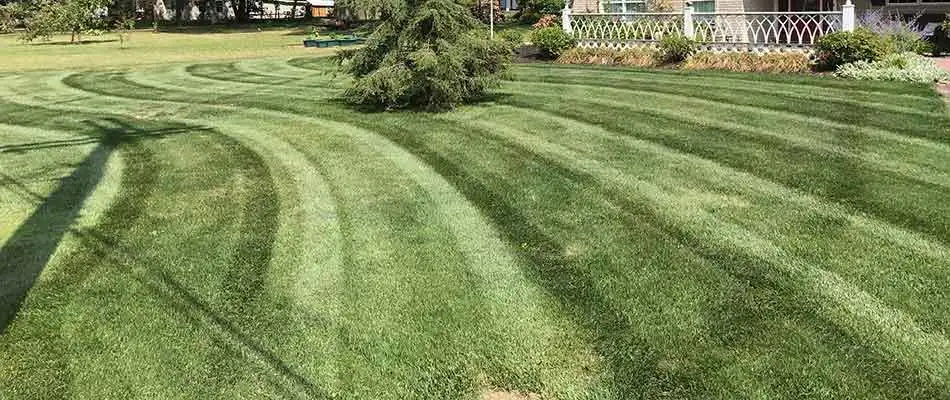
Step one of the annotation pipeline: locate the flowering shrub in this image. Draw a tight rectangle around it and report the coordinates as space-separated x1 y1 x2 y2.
532 14 558 29
858 9 929 54
836 52 949 83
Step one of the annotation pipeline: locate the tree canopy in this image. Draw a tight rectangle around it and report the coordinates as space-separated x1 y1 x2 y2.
337 0 511 110
19 0 111 42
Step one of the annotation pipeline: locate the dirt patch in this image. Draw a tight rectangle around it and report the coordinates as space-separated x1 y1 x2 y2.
481 390 542 400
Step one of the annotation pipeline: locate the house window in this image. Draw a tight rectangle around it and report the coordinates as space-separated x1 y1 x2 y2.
602 0 646 13
691 0 715 11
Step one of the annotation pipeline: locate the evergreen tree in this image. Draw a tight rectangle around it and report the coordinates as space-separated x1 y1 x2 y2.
337 0 511 110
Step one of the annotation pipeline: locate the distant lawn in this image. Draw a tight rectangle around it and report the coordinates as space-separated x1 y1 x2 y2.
0 27 334 72
2 34 950 399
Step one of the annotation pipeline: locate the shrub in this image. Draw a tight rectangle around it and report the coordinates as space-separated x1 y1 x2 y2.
338 0 511 111
836 52 949 83
497 28 525 48
556 47 659 67
659 33 696 63
532 14 558 29
814 28 888 71
532 26 575 58
859 9 928 54
682 52 811 73
517 0 563 23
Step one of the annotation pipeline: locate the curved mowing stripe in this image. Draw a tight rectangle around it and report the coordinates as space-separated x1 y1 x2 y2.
441 107 950 386
512 65 940 115
514 63 940 98
186 62 295 85
12 72 609 398
505 82 950 190
4 59 950 399
509 71 949 143
497 88 950 249
0 95 320 397
503 78 950 164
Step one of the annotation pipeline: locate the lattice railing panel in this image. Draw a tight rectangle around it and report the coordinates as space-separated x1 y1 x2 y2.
571 13 683 42
693 12 842 45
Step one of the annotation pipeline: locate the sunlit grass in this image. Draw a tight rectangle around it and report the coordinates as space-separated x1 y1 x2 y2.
1 32 950 399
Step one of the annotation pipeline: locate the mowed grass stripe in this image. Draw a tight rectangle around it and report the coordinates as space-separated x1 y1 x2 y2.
511 68 949 143
497 87 950 249
54 62 950 394
513 63 942 99
504 79 950 158
440 105 950 389
512 65 939 117
0 99 319 397
4 77 350 396
10 72 607 399
463 104 950 324
322 109 914 398
4 56 950 399
505 81 950 190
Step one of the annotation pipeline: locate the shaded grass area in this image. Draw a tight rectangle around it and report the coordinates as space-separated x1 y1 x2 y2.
1 56 950 399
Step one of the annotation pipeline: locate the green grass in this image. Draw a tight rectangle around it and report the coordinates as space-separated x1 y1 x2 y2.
0 28 335 72
2 32 950 399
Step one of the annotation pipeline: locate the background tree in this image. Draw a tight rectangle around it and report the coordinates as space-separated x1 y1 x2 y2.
337 0 511 110
20 0 111 42
515 0 561 23
0 1 29 33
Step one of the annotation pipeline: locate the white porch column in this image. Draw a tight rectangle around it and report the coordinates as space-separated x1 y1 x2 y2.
841 0 855 32
562 5 573 33
683 4 694 38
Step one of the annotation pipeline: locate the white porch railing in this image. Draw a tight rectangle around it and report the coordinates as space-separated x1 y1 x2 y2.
562 0 856 49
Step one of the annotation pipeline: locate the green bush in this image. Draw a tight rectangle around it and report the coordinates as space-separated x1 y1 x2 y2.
884 30 930 54
497 28 526 49
338 0 512 111
517 0 563 24
532 26 575 58
659 33 696 63
814 28 888 71
836 52 949 83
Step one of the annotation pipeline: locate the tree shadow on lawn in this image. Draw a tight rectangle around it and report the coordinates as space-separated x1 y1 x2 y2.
0 115 320 397
0 118 208 334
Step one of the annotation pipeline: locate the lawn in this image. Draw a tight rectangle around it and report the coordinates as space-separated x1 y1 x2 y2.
2 30 950 399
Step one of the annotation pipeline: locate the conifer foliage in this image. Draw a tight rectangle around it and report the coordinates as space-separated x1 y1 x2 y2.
337 0 511 110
